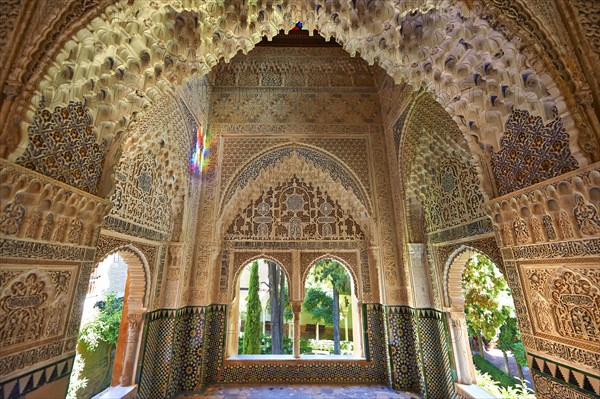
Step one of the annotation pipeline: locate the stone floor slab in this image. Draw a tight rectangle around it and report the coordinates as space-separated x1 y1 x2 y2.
177 384 420 399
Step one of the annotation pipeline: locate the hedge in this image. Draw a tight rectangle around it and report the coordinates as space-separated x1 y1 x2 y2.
472 354 520 388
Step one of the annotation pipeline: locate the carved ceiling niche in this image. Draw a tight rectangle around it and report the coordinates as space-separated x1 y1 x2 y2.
6 0 593 188
397 93 491 245
108 96 195 239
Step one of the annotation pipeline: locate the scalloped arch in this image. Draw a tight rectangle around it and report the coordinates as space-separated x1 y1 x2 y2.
221 144 372 215
443 244 505 311
8 0 588 170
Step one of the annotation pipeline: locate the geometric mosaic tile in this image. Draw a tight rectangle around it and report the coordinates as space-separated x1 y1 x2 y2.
139 304 459 399
528 354 600 398
0 355 74 399
387 306 457 399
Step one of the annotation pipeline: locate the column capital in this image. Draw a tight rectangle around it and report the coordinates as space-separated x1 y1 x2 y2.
291 301 302 314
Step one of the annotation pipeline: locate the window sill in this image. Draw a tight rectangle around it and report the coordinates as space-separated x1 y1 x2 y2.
455 383 498 399
226 354 367 364
92 385 137 399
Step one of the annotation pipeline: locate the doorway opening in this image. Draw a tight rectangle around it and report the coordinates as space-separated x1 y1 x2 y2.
301 258 363 357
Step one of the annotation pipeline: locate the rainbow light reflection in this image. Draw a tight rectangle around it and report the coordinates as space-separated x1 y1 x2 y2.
190 125 208 175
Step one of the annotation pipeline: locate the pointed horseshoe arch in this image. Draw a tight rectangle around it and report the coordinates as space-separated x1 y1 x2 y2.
94 242 152 310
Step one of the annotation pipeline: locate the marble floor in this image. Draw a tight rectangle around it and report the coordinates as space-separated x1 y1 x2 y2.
177 384 420 398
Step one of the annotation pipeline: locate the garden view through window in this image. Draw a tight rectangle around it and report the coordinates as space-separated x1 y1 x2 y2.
233 258 360 357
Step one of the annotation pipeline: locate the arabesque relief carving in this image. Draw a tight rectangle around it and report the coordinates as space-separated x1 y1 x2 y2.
524 265 600 349
4 0 591 177
226 176 364 242
485 164 600 246
485 163 600 374
0 159 111 246
0 267 76 355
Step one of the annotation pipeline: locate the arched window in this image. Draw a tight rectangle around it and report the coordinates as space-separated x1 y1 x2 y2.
227 259 291 356
301 258 363 357
68 245 148 398
447 250 534 394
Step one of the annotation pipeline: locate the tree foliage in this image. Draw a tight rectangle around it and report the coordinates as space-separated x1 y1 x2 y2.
512 342 528 368
303 259 351 354
303 286 334 325
78 291 123 351
497 316 520 352
462 255 508 342
242 261 262 354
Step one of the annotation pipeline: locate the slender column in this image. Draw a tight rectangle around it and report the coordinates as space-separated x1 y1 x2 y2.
226 295 240 357
292 301 302 359
448 310 476 385
367 246 382 304
120 311 144 386
407 243 433 308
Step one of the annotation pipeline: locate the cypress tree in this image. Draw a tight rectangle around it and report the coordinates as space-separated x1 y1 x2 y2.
242 261 262 354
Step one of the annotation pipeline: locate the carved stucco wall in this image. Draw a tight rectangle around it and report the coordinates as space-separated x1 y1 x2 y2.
0 161 111 395
109 96 193 239
484 164 600 399
1 1 599 397
197 44 405 305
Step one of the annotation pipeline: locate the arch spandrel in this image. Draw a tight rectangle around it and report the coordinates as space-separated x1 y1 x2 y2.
218 151 374 242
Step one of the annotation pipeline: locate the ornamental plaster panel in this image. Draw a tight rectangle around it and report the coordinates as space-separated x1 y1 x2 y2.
484 163 600 247
219 152 372 241
0 159 112 247
0 264 78 357
521 262 600 350
109 96 192 236
225 176 365 242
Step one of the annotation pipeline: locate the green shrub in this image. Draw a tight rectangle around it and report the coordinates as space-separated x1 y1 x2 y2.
472 354 519 388
475 369 535 399
78 291 123 351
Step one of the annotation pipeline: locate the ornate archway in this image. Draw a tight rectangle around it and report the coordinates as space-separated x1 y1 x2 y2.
92 233 151 387
4 0 593 202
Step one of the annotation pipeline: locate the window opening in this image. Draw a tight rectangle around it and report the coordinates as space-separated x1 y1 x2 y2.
301 258 362 357
67 253 128 398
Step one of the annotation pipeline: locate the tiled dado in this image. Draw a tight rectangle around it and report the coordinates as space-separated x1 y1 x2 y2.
528 354 600 399
387 306 457 399
137 304 389 398
218 304 388 384
0 355 74 399
138 304 458 399
137 306 210 399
